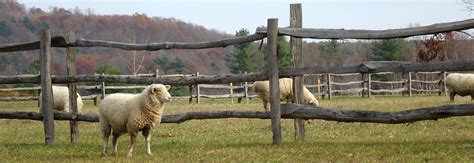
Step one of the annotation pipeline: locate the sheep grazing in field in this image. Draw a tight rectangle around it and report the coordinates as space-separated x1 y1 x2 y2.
39 85 83 113
99 84 171 157
252 78 319 111
445 73 474 101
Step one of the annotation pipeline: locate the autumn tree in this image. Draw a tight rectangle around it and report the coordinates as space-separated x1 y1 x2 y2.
225 28 255 74
463 0 473 12
416 32 455 62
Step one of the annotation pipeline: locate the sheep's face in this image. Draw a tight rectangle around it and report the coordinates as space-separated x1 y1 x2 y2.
307 99 319 106
150 84 172 103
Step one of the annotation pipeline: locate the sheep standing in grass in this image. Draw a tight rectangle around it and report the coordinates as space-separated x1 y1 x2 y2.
39 86 83 113
252 78 319 111
445 73 474 101
99 84 171 157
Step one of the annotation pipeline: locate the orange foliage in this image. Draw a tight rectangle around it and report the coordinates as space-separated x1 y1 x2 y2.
134 13 148 29
416 32 454 62
77 55 98 74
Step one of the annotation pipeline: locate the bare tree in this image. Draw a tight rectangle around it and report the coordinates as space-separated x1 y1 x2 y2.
119 28 151 75
463 0 473 12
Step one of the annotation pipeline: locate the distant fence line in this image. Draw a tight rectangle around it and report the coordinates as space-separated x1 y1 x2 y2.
0 71 450 104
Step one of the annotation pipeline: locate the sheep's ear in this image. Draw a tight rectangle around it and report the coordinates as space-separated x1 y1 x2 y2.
151 86 160 94
165 85 171 90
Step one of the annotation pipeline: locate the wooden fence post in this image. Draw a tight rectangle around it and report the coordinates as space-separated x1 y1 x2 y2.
368 73 372 98
65 31 79 143
361 73 366 97
244 71 249 104
443 71 447 96
408 72 412 97
37 83 41 107
101 73 106 100
188 84 193 104
94 95 99 106
317 78 321 99
438 71 445 96
327 73 332 100
230 83 234 104
40 29 55 145
290 3 305 140
267 18 281 145
402 73 406 96
195 72 200 104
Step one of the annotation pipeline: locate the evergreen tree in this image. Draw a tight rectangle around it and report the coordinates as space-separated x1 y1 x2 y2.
0 21 11 37
95 65 122 75
319 39 343 66
370 38 409 61
225 28 255 74
25 59 41 74
259 36 293 68
277 37 292 68
170 57 188 73
22 17 35 32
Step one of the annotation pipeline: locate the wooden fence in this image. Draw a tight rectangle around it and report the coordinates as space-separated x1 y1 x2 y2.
0 71 449 103
1 4 474 145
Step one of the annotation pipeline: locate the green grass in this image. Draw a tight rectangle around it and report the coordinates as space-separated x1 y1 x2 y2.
0 95 473 162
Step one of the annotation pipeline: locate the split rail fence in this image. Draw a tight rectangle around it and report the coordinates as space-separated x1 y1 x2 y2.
1 4 474 145
0 71 450 103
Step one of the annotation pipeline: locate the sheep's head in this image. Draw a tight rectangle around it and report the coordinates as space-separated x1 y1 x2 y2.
307 98 319 106
150 84 172 103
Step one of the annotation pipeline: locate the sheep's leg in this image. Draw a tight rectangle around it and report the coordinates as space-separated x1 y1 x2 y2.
111 134 120 156
142 127 153 155
449 92 456 102
100 124 111 156
64 103 70 112
263 98 270 112
127 132 137 157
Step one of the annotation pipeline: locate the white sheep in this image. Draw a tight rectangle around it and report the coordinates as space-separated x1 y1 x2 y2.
99 84 171 157
445 73 474 101
252 78 319 111
39 85 83 113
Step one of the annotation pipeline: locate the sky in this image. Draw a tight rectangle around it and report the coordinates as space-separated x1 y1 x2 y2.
17 0 474 35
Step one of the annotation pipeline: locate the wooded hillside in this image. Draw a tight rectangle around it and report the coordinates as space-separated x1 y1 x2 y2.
0 1 233 75
1 1 472 76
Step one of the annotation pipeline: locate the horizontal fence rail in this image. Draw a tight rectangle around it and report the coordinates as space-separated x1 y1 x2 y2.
1 104 474 124
256 18 474 39
1 61 473 85
0 34 266 52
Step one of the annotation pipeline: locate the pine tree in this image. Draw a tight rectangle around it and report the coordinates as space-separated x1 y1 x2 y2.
319 39 343 66
370 38 409 61
277 37 292 68
225 28 255 74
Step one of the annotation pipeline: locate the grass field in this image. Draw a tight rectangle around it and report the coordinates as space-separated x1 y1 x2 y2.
0 95 473 162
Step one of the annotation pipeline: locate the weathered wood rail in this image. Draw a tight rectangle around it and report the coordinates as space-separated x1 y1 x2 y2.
1 103 473 124
1 61 472 85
